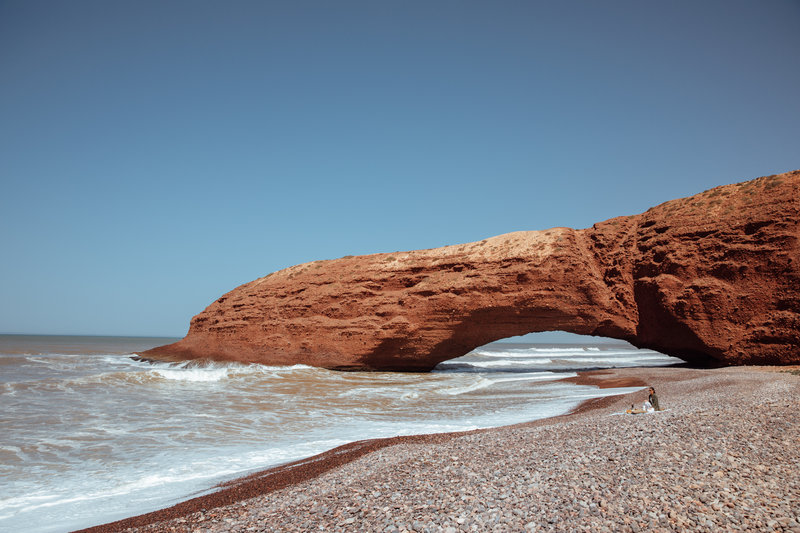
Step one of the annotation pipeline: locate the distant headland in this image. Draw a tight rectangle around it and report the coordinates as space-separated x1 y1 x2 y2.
142 170 800 370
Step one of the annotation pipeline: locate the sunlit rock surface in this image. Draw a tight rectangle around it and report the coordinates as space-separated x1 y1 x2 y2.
143 170 800 370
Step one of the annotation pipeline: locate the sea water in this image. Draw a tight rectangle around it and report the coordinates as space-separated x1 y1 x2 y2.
0 335 681 532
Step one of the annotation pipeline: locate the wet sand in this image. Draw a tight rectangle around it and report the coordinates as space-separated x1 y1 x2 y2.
77 366 800 532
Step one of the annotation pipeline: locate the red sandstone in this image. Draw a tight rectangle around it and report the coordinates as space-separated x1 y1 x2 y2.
143 170 800 369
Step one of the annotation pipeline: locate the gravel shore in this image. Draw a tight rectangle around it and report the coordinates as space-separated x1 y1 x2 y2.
82 366 800 533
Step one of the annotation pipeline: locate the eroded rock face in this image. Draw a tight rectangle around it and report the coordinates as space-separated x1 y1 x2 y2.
143 170 800 370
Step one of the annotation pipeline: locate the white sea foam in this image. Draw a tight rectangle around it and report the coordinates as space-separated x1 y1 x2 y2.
435 371 575 396
456 358 554 368
437 377 494 395
127 358 318 383
555 355 680 366
490 371 577 384
152 367 230 382
555 356 648 364
472 349 554 359
475 346 603 356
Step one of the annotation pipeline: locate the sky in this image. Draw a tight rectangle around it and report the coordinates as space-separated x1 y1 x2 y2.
1 1 799 339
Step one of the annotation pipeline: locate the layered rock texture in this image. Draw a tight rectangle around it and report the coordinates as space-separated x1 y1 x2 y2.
144 170 800 370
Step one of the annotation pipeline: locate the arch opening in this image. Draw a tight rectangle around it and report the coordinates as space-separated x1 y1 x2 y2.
433 331 683 375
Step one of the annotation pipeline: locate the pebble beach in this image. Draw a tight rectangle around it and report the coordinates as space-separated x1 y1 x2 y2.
81 366 800 533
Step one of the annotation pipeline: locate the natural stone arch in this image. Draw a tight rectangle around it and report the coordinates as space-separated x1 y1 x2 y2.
143 171 800 369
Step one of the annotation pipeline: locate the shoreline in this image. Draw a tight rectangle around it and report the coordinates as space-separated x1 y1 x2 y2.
75 368 652 533
76 366 799 532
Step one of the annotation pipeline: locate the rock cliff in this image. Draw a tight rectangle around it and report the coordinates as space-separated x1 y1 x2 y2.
143 170 800 370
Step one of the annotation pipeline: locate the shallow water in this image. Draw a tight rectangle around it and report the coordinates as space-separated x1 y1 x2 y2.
0 335 681 532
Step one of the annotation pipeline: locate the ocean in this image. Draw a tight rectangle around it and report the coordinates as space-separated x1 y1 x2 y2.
0 335 682 532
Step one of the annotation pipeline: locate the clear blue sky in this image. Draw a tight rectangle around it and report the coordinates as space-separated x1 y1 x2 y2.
1 1 798 338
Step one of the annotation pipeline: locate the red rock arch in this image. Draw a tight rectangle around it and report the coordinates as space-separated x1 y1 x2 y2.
143 171 800 369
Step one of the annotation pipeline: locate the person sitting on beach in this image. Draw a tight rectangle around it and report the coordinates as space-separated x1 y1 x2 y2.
648 386 661 411
626 386 663 414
